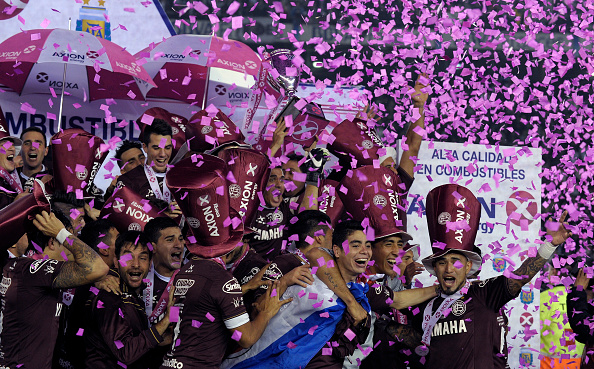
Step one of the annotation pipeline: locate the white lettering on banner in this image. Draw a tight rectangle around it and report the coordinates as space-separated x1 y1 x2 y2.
162 358 184 368
125 206 153 223
88 161 101 183
52 51 85 61
222 279 242 294
454 209 470 244
217 59 246 72
203 206 220 237
115 61 141 75
48 81 80 89
0 51 21 58
388 190 400 220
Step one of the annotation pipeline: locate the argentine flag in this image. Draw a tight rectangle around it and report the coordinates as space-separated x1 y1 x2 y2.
222 276 370 369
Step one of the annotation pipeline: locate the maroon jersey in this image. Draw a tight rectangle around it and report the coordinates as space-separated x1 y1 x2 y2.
84 284 164 369
117 165 165 201
0 258 65 369
161 259 250 369
0 176 16 209
249 201 293 261
412 276 517 369
231 248 268 287
263 252 304 282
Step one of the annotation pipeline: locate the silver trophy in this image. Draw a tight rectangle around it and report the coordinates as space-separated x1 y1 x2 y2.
266 49 302 124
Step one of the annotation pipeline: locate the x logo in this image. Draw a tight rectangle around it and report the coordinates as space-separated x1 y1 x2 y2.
215 85 226 95
36 72 48 83
171 116 182 124
247 163 258 176
113 201 125 213
245 60 257 69
383 174 392 187
86 51 99 59
199 194 210 206
322 185 330 194
95 148 102 160
23 45 36 54
456 197 466 207
357 122 367 131
508 197 535 219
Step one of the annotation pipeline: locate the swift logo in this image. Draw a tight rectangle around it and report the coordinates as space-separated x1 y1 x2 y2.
222 279 242 294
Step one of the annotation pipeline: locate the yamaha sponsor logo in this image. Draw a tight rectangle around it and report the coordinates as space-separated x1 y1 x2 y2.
431 319 468 337
373 194 387 207
438 212 451 225
222 279 242 294
186 217 201 228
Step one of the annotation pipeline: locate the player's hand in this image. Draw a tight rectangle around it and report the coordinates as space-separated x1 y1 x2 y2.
411 73 429 107
356 103 378 121
165 201 183 219
33 211 66 239
242 264 272 294
95 275 121 295
403 262 424 285
545 210 572 246
271 118 288 148
346 301 368 326
575 268 591 290
281 264 314 288
253 281 292 318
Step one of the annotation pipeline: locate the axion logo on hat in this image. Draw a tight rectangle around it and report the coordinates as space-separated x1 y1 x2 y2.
421 184 483 277
339 165 411 242
166 154 244 258
318 179 344 227
219 147 271 227
186 109 245 153
51 128 108 198
100 186 164 234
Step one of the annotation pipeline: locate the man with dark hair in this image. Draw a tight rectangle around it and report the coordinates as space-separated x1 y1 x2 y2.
19 126 50 192
0 210 109 369
79 219 120 269
143 217 185 324
51 190 87 234
117 119 176 204
115 140 146 174
85 231 173 369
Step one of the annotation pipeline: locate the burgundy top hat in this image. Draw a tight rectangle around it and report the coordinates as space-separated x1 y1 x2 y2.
404 243 420 261
338 165 411 242
0 106 22 146
218 147 270 228
0 180 50 251
166 154 243 258
318 179 344 227
100 186 165 233
185 109 246 153
328 119 387 167
137 107 187 161
421 184 482 277
51 128 108 198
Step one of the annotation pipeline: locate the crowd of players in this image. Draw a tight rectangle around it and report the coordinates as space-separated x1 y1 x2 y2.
0 76 576 369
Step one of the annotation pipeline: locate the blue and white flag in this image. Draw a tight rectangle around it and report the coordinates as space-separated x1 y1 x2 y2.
222 276 370 369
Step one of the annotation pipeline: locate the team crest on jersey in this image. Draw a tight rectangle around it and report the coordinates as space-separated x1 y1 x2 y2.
492 254 506 272
451 300 467 317
520 285 534 304
519 348 534 366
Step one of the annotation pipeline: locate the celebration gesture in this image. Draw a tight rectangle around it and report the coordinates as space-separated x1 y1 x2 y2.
411 73 429 107
545 210 572 246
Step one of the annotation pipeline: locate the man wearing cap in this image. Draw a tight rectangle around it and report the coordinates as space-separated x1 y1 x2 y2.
411 184 571 369
18 126 50 192
143 217 185 325
0 210 109 369
85 231 174 369
0 111 24 208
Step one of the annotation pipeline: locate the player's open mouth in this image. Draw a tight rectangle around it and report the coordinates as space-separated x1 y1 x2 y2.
6 155 13 162
443 277 456 287
128 271 143 282
387 259 396 266
171 251 182 263
28 153 37 160
155 158 167 164
355 258 368 266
